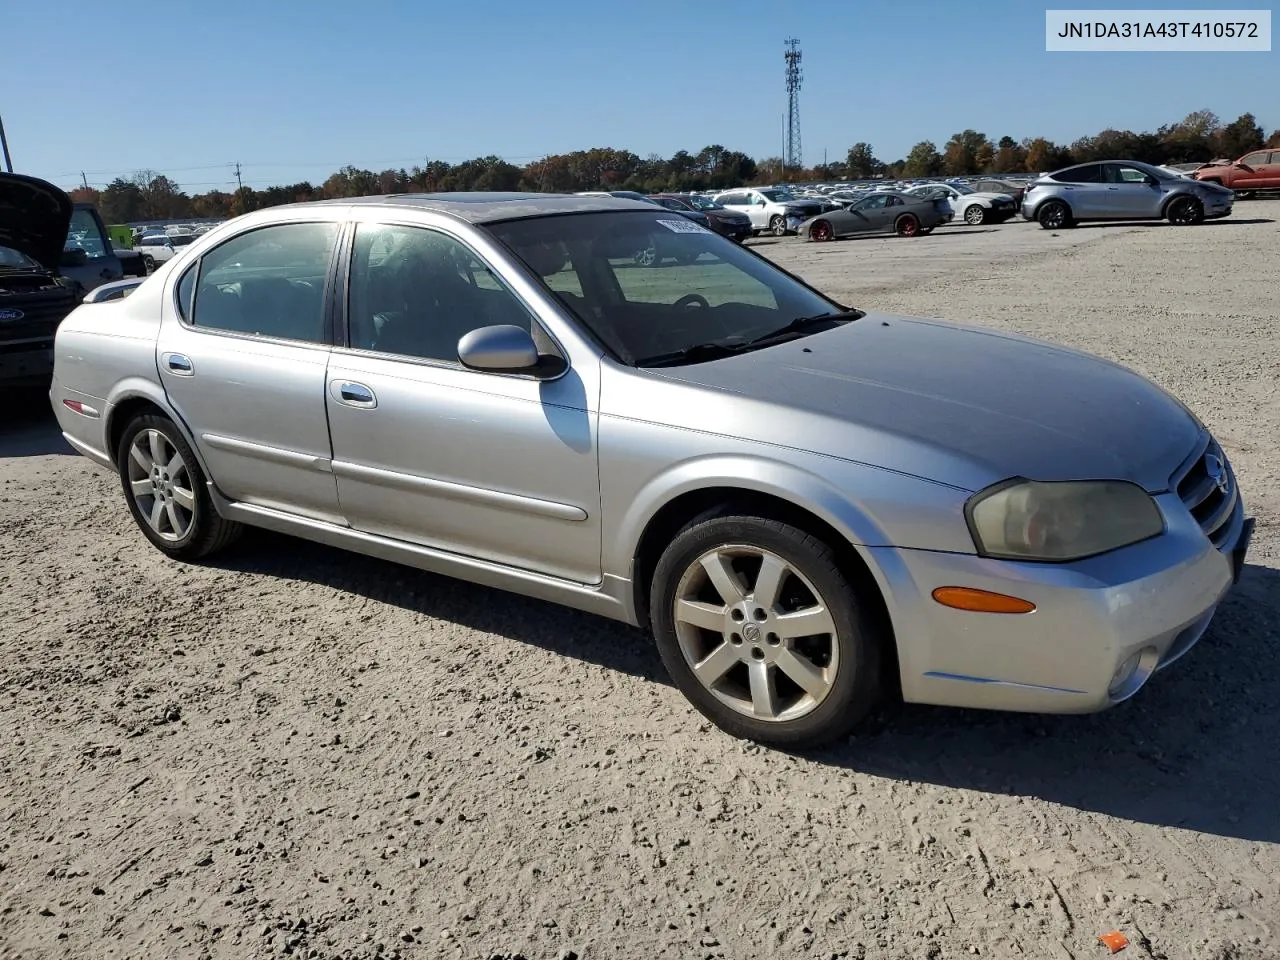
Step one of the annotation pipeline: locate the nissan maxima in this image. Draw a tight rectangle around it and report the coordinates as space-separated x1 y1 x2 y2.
51 193 1252 747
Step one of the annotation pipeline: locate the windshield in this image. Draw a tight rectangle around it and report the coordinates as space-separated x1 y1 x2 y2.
685 195 725 211
170 234 196 246
0 245 44 271
950 183 975 195
485 211 849 366
759 189 797 202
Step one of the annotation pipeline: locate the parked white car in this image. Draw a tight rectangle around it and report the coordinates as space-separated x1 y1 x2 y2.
135 234 178 269
711 187 825 236
905 183 1019 225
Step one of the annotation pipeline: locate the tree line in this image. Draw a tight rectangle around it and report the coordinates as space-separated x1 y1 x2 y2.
69 110 1278 225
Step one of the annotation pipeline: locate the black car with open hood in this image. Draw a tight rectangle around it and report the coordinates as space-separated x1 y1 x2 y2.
0 173 82 386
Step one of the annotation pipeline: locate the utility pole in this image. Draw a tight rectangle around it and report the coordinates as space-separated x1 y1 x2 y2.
0 114 13 173
234 162 244 192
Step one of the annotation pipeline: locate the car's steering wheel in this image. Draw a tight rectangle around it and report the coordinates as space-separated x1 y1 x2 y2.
674 293 710 310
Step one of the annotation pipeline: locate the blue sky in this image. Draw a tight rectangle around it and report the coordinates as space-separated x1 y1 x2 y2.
5 0 1275 192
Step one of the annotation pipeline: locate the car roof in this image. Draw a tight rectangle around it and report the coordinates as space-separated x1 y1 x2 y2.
293 192 658 224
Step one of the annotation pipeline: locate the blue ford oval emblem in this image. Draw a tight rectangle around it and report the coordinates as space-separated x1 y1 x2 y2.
0 308 25 322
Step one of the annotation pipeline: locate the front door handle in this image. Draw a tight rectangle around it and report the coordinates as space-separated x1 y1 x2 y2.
162 352 194 376
332 380 377 409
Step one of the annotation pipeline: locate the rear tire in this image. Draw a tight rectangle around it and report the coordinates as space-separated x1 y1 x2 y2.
650 512 883 748
116 413 242 560
894 214 920 237
1037 200 1072 230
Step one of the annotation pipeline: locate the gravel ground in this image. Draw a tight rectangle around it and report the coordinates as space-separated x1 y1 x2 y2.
2 203 1278 960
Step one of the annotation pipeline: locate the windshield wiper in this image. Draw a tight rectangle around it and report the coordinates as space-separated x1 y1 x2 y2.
636 341 749 368
746 309 864 346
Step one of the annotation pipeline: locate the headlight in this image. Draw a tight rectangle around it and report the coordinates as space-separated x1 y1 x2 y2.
966 480 1163 561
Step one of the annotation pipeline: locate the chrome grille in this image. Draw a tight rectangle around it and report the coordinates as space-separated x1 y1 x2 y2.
1174 437 1238 549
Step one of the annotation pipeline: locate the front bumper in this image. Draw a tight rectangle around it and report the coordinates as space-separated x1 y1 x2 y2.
0 343 54 385
869 490 1251 714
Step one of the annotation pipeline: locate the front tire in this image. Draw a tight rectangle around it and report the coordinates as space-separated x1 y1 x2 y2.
809 219 834 242
769 214 788 237
1166 196 1204 225
650 513 883 748
116 413 242 560
963 204 986 225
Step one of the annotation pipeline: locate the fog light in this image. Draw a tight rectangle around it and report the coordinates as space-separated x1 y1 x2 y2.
1107 646 1159 701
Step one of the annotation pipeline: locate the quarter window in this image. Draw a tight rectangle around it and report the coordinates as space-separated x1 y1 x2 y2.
189 222 337 342
346 224 534 363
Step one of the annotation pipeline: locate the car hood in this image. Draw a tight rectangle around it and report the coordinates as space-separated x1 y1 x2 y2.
648 314 1199 492
0 173 73 272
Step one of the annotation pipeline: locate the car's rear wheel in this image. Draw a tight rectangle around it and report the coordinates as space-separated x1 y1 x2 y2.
963 204 986 225
1037 200 1072 230
809 219 834 242
895 214 921 237
769 215 788 237
650 513 883 748
1166 196 1204 225
116 413 242 560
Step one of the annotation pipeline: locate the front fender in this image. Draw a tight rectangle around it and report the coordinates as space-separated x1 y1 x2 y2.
603 448 974 580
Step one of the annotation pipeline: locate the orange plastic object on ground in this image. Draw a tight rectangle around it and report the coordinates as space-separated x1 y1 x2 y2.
1098 930 1129 953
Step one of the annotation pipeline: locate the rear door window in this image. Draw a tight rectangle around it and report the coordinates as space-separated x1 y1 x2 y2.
189 222 338 342
1052 164 1104 183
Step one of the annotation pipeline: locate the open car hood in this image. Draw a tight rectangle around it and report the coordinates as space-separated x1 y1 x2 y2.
0 173 73 272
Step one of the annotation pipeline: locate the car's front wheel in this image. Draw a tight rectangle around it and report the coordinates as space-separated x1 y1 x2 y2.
769 214 788 237
650 513 883 748
963 204 986 225
116 413 242 560
1166 196 1204 225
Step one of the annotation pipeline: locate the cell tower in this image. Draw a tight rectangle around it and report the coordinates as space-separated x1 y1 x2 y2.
784 38 803 171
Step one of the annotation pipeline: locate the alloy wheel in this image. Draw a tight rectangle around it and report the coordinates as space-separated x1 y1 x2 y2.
964 204 985 225
1168 197 1203 225
672 545 840 722
127 429 196 541
1039 202 1067 229
811 220 833 242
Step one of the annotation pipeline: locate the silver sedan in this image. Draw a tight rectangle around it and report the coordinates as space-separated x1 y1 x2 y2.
51 194 1253 747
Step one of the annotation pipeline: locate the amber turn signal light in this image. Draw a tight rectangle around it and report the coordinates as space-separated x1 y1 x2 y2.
931 586 1036 614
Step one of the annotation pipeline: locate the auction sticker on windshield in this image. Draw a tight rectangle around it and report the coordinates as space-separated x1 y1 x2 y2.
655 218 712 234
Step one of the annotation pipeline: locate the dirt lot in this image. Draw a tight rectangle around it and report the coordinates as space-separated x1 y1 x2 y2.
2 203 1278 960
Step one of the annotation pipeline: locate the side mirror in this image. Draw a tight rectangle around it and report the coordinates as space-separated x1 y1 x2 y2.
61 248 88 267
458 324 539 372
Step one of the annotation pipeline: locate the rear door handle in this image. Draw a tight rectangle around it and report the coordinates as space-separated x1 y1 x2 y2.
332 380 377 409
162 352 194 376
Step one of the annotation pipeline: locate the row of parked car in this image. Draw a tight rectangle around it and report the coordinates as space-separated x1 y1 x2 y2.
582 155 1234 256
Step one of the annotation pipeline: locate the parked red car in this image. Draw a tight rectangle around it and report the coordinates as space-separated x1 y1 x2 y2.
1194 149 1280 197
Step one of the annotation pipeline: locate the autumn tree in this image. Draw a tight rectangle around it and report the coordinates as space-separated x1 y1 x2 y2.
941 130 993 176
99 178 145 223
989 136 1026 173
1216 113 1264 159
903 141 942 177
844 142 880 179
